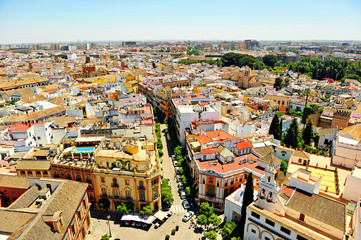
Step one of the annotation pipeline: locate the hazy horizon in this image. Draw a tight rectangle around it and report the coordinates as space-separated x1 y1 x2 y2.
1 0 361 44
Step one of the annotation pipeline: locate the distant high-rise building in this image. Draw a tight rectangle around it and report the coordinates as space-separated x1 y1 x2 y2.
51 44 60 50
122 41 137 47
244 39 259 50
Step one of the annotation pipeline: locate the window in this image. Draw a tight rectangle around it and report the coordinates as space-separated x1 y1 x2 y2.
280 226 291 235
251 229 256 234
66 173 72 180
28 171 32 175
21 171 25 174
101 177 105 183
54 172 59 178
86 176 91 183
216 181 219 187
126 190 131 199
153 189 158 200
297 235 307 240
140 165 144 171
260 189 266 199
209 177 213 184
139 192 145 201
43 171 48 175
76 175 82 182
112 178 118 186
225 180 228 187
114 189 119 198
251 212 260 219
139 181 144 189
298 158 302 163
37 137 41 140
101 188 107 196
231 179 234 185
265 219 275 227
125 179 129 185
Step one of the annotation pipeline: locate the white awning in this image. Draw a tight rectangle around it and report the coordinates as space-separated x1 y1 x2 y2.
121 213 155 224
75 136 104 143
154 211 168 221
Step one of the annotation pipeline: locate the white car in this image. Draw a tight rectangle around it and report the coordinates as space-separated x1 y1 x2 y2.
182 211 194 222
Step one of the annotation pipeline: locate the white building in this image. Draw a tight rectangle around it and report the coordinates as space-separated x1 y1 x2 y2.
244 168 348 240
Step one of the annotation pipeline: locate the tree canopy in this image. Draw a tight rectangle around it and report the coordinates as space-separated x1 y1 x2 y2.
283 118 299 148
161 179 173 205
197 214 208 226
221 53 257 68
200 202 214 217
221 221 237 240
263 55 278 68
303 119 314 146
205 230 218 240
208 214 221 227
288 57 361 81
139 204 152 216
269 114 282 140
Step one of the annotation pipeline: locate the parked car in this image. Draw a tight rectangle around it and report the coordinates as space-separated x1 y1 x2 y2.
180 190 186 199
168 181 171 189
175 167 180 174
176 175 182 183
182 200 190 209
172 155 176 161
173 160 178 167
182 211 194 222
178 182 184 190
167 211 173 217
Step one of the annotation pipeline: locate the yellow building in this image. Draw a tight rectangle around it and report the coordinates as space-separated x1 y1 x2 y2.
93 137 161 212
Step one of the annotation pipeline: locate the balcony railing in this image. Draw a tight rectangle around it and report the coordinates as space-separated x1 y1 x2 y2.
138 186 146 190
111 183 119 188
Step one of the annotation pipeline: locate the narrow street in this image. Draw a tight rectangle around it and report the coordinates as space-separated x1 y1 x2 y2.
160 124 187 215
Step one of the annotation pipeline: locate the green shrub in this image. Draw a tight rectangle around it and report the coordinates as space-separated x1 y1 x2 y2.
175 225 179 231
171 229 176 235
165 235 170 240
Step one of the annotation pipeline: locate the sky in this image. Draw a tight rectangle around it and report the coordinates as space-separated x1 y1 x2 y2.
0 0 361 44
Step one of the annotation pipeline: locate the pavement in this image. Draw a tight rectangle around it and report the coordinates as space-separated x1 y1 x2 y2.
87 124 219 240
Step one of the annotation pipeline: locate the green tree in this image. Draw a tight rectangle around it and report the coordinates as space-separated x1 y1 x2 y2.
221 221 237 240
263 55 278 68
98 198 110 210
161 179 173 205
280 160 288 175
116 202 132 214
139 204 152 216
185 186 191 198
253 60 267 70
205 230 218 240
342 73 360 81
240 173 254 236
283 118 299 148
269 114 281 140
101 234 110 240
208 214 221 228
274 77 283 91
303 119 314 146
197 214 208 227
200 202 213 217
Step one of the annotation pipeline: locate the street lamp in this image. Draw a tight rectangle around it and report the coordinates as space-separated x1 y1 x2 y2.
107 215 112 237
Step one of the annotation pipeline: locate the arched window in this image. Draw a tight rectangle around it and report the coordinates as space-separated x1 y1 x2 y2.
106 161 110 169
267 176 271 183
145 163 149 170
76 174 82 182
260 189 266 199
21 171 25 175
36 171 41 175
267 192 273 202
28 171 33 175
54 172 59 178
139 180 144 189
86 176 92 183
66 173 72 180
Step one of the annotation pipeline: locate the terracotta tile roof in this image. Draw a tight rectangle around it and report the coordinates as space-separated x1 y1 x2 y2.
235 141 253 150
196 134 213 145
201 148 218 154
196 153 264 175
16 160 51 170
206 130 240 142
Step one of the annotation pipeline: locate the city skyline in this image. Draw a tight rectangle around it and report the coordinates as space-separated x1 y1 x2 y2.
0 0 361 44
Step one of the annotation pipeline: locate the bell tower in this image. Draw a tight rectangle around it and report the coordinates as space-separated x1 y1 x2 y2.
255 166 280 213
